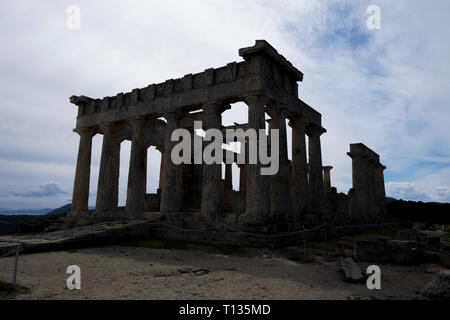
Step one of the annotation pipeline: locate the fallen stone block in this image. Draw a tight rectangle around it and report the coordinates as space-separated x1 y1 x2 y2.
420 271 450 300
425 236 441 252
440 252 450 268
353 240 389 262
398 232 440 252
339 257 364 282
423 251 441 263
387 240 421 264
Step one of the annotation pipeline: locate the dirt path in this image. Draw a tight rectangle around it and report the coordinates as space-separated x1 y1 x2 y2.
0 245 444 300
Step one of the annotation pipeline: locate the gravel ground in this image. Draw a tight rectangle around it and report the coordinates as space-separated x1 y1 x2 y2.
0 245 444 300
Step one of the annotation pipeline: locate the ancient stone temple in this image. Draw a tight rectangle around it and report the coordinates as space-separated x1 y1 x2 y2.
67 40 388 237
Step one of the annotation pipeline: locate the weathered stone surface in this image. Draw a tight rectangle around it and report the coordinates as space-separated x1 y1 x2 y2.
339 257 364 282
421 272 450 300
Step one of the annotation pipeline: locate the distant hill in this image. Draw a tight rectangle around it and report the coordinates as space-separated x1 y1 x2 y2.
47 203 72 216
387 199 450 224
0 203 72 235
0 208 53 215
386 197 397 204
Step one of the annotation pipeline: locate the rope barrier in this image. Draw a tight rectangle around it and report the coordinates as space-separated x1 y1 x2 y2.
216 222 327 238
157 220 395 239
160 222 217 232
0 217 396 250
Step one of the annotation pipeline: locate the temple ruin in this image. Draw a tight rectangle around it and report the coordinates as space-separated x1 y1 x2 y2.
67 40 388 242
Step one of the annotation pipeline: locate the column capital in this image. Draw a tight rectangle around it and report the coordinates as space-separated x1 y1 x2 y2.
346 152 358 159
163 110 184 124
322 166 333 171
265 104 288 120
99 122 121 135
306 124 326 137
288 114 308 129
73 127 97 137
348 152 380 167
127 117 146 127
203 101 230 114
243 94 271 108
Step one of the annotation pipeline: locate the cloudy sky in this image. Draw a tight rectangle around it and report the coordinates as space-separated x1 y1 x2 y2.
0 0 449 210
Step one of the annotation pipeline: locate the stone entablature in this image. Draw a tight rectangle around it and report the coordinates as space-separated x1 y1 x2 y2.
70 40 321 130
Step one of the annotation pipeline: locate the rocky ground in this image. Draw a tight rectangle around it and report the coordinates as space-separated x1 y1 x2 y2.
0 237 446 300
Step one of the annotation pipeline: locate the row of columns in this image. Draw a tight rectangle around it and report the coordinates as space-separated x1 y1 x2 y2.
71 94 327 224
71 120 162 219
236 95 327 223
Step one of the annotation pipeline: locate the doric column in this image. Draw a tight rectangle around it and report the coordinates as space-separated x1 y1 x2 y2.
367 159 378 217
266 106 291 217
156 146 165 192
224 163 233 191
289 116 309 216
347 152 369 217
376 164 387 216
160 111 183 218
322 166 333 193
96 123 121 215
238 164 246 192
307 125 326 215
238 137 247 192
241 95 270 222
370 161 385 217
71 127 96 216
126 118 147 219
200 103 223 221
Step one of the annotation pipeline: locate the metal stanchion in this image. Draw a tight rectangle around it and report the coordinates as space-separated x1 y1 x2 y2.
302 225 307 261
12 245 19 289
